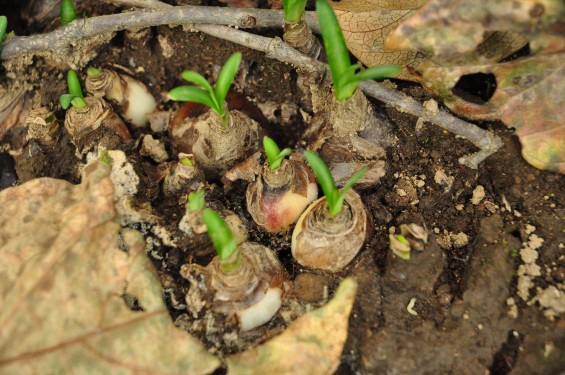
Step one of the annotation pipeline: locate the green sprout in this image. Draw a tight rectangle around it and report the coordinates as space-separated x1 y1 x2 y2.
0 16 7 47
187 190 205 212
168 52 242 127
180 157 193 166
263 136 292 171
304 150 367 217
202 208 237 266
60 0 77 27
87 67 101 77
283 0 307 23
59 70 87 109
99 149 112 165
316 0 401 101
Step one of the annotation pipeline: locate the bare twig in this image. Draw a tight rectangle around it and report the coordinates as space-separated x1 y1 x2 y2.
102 0 173 9
358 81 504 168
1 4 502 167
0 6 319 61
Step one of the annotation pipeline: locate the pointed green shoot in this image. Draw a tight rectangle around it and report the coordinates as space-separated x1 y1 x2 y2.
67 70 83 98
87 67 101 77
59 94 86 109
168 52 242 127
214 52 241 111
0 16 7 47
263 136 292 171
180 70 220 113
282 0 307 22
333 165 367 217
180 157 193 166
168 86 217 111
60 0 77 27
316 0 400 101
188 190 205 212
316 0 351 98
304 150 367 217
202 208 237 261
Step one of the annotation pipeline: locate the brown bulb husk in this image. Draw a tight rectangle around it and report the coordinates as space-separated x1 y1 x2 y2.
246 157 318 233
291 189 368 273
162 158 204 198
171 109 260 178
283 15 322 59
25 107 59 145
85 69 156 127
64 96 131 156
200 242 288 331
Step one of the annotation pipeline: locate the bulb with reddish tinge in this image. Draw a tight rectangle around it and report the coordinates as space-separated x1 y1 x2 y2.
246 155 318 233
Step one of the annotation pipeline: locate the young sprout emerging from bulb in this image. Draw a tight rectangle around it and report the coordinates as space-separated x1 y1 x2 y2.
0 16 7 48
200 208 287 331
59 70 87 110
246 137 318 233
167 52 260 178
304 150 367 217
316 0 400 101
291 151 369 272
59 70 131 156
60 0 77 27
264 135 292 171
168 52 242 127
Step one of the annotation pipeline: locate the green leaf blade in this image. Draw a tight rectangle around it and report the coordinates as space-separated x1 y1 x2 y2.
168 86 218 113
283 0 307 22
67 70 83 99
214 52 242 113
188 190 205 212
0 15 7 47
316 0 352 97
59 94 76 110
263 136 282 169
60 0 77 27
332 166 368 216
352 64 401 82
202 208 237 261
304 151 338 213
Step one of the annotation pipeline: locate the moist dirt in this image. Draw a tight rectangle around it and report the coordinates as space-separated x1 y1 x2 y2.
1 2 564 374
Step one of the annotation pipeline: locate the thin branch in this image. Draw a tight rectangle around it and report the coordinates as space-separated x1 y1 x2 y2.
1 4 502 167
0 6 319 61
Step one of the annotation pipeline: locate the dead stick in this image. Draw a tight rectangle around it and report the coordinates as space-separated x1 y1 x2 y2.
0 6 319 61
1 4 501 167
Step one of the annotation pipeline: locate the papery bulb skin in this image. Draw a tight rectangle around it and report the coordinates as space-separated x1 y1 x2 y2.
291 190 368 273
64 96 131 156
246 157 318 233
171 109 260 179
86 69 156 127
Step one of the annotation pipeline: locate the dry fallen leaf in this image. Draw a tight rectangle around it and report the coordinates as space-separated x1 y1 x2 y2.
226 278 358 375
0 160 220 374
330 0 427 75
385 0 565 173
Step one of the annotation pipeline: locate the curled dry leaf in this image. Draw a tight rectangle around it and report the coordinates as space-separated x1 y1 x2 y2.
330 0 427 76
386 0 565 173
226 277 358 375
0 160 220 374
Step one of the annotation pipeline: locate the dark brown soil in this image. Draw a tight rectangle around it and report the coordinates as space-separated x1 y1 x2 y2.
1 2 564 374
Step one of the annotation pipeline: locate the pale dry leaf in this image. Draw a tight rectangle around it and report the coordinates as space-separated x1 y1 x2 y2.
330 0 427 74
420 55 565 173
386 0 563 59
0 160 220 374
386 0 565 173
226 278 358 375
